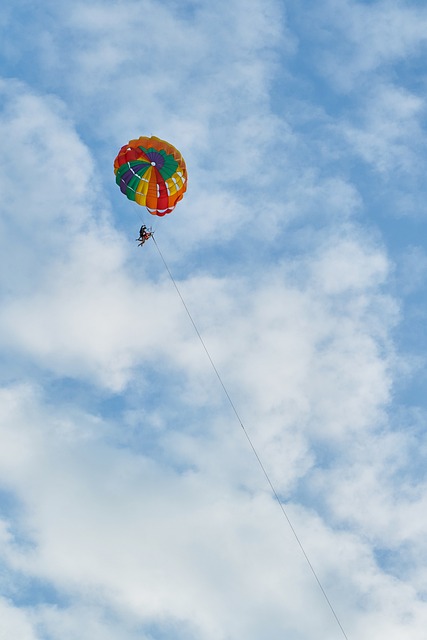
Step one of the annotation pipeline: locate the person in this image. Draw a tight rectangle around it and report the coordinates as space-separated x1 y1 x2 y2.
136 225 152 246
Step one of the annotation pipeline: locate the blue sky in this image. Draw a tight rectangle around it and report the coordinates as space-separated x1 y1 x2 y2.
0 0 427 638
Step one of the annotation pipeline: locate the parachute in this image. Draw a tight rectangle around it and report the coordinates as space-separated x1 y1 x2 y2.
113 136 187 216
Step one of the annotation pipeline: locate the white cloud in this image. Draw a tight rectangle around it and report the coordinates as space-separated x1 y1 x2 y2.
338 83 425 175
0 0 426 638
0 79 108 296
2 382 426 640
0 597 38 640
309 0 427 90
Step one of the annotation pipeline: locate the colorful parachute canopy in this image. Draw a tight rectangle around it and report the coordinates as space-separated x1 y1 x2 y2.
114 136 187 216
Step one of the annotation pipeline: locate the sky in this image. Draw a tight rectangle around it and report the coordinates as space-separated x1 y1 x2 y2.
0 0 427 638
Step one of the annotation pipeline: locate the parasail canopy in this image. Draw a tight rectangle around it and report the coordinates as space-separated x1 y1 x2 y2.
114 135 187 216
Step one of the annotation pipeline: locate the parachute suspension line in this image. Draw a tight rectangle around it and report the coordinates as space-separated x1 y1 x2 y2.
135 209 157 234
151 235 349 640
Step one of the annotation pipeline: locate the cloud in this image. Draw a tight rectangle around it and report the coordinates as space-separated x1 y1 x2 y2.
0 79 105 293
338 83 425 175
305 0 427 91
2 381 424 640
0 596 38 640
0 0 427 638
